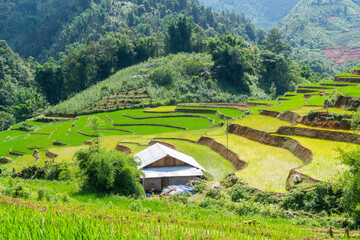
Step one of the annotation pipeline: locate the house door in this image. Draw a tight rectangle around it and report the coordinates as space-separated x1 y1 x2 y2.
161 177 170 189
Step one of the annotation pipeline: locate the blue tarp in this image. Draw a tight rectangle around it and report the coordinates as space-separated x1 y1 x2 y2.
165 185 195 195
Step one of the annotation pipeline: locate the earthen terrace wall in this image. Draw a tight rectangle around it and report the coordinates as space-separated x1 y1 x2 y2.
197 136 248 170
227 124 313 164
276 126 360 144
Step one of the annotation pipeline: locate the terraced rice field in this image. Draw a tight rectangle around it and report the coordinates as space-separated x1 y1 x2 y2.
3 76 360 193
232 115 291 132
266 95 308 112
287 136 356 182
291 106 322 116
205 131 303 192
176 106 245 118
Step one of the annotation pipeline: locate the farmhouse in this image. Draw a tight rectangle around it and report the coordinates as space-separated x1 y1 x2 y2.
134 143 205 192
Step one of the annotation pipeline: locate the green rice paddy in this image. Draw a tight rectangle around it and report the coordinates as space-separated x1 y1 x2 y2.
286 136 355 182
232 114 291 132
176 106 245 118
2 77 360 193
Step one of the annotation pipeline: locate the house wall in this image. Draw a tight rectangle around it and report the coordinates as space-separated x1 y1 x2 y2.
169 176 194 186
143 178 162 192
143 176 198 192
147 156 186 168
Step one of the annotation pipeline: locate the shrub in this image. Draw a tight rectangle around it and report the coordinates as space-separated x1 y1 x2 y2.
182 54 213 75
229 182 253 202
21 162 75 181
206 189 221 199
75 145 145 197
168 192 191 204
16 123 36 132
221 173 238 188
194 183 206 193
281 183 343 214
252 192 279 204
0 111 15 131
151 66 174 86
1 178 31 199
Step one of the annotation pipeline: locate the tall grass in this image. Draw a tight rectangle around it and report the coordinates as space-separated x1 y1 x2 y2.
0 196 323 239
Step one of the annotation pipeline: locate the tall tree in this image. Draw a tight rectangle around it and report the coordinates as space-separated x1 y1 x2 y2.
166 16 193 54
35 58 63 105
264 28 291 55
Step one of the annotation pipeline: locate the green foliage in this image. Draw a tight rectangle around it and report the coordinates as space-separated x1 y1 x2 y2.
166 16 192 54
264 28 291 55
86 116 104 138
0 0 260 62
281 183 343 215
229 182 254 202
338 148 360 225
0 111 15 131
21 162 76 181
1 178 31 199
151 66 174 86
194 182 206 193
45 53 248 116
0 40 48 123
75 145 144 197
206 188 222 199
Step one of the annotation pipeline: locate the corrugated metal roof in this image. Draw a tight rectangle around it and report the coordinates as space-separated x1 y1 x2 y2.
134 143 205 171
141 166 203 179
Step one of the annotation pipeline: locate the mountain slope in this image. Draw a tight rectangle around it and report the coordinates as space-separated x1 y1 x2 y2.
0 40 47 129
0 0 260 62
199 0 300 30
279 0 360 66
0 0 92 60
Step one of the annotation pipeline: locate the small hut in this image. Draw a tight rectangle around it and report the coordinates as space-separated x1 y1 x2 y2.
134 143 205 192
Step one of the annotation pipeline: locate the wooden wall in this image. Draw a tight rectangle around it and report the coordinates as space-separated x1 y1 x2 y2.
147 155 187 168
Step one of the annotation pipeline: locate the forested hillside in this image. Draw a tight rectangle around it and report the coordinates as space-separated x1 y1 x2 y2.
0 0 263 62
44 28 323 116
279 0 360 71
199 0 300 30
0 0 323 126
0 40 47 130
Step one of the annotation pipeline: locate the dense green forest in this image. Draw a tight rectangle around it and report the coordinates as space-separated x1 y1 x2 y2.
0 40 47 130
0 0 264 62
41 25 323 116
1 0 323 123
199 0 300 30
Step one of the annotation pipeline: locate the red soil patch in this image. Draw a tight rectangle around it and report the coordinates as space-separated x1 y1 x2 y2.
322 46 360 66
327 16 338 21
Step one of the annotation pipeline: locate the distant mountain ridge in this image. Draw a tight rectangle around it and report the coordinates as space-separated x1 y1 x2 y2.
199 0 300 30
200 0 360 71
279 0 360 66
